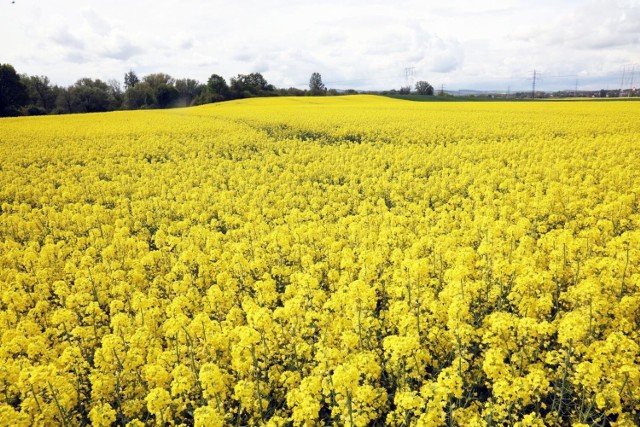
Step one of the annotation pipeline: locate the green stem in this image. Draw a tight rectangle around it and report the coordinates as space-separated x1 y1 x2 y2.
347 392 354 427
619 246 629 300
555 342 572 423
48 382 69 427
30 383 42 414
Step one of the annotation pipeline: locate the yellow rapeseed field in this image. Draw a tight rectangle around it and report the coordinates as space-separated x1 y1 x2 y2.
0 95 639 426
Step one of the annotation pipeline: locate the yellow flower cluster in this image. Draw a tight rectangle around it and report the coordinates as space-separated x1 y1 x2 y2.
1 96 639 426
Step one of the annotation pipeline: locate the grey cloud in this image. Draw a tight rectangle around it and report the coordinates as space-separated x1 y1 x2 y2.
233 51 254 62
565 5 640 50
180 39 194 50
578 32 640 50
318 33 346 46
432 4 517 18
429 52 463 73
363 36 406 56
167 33 195 51
82 9 112 36
64 51 90 63
51 27 85 49
251 59 269 74
103 40 142 60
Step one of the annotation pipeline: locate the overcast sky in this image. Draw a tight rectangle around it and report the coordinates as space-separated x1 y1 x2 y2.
1 0 639 91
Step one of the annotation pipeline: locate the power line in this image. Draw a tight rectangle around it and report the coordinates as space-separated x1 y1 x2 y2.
286 75 399 88
618 62 640 95
277 67 635 92
530 70 539 98
322 76 397 85
543 75 578 81
404 67 415 89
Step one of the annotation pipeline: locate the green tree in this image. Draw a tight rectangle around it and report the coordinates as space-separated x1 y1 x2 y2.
175 78 204 107
21 74 56 113
309 72 326 96
0 64 29 116
55 87 73 114
415 81 434 95
123 69 140 90
155 83 179 108
230 73 274 97
108 79 123 109
206 74 229 97
142 73 178 108
143 73 174 89
124 82 155 109
277 87 306 96
67 78 116 113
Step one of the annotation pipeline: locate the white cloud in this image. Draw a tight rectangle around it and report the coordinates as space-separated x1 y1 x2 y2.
408 26 464 74
0 0 638 91
516 0 640 50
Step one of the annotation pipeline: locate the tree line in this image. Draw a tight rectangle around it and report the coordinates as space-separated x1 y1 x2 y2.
1 63 436 117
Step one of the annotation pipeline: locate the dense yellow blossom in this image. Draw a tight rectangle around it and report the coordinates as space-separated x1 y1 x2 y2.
1 95 639 425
